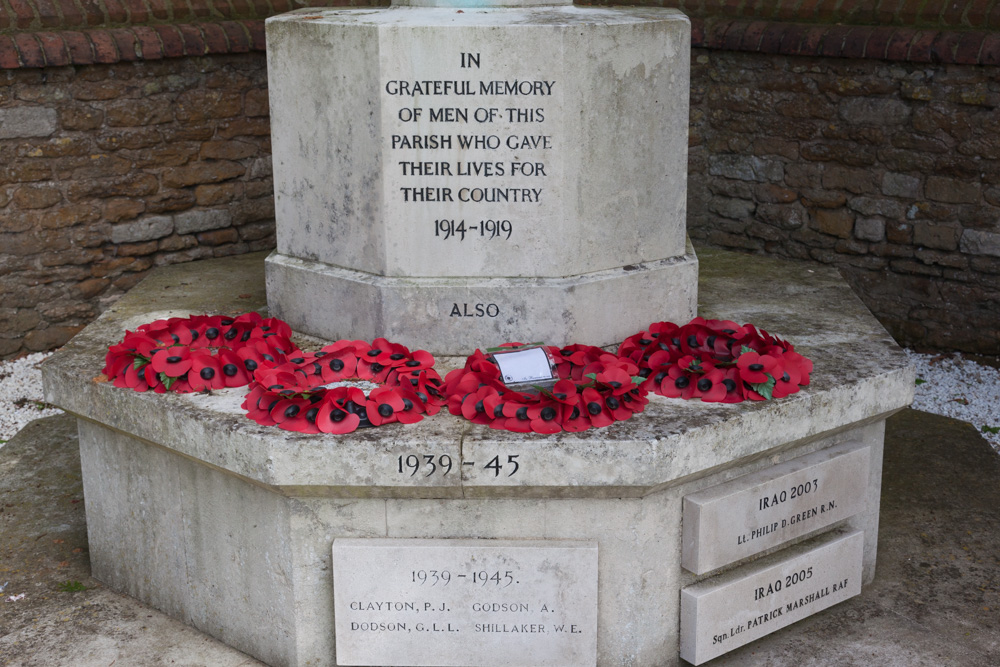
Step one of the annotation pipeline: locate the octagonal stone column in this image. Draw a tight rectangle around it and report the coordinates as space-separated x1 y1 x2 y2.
265 2 697 354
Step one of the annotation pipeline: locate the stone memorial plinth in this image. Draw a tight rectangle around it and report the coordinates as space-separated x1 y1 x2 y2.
42 248 914 666
264 2 697 355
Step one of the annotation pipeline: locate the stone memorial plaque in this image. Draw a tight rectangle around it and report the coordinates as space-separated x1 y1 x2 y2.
265 7 698 353
333 538 598 666
682 441 870 574
680 529 863 665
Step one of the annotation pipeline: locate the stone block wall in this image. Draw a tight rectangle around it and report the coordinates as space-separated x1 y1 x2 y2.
2 0 1000 357
582 0 1000 354
0 55 275 356
0 0 363 358
686 50 1000 354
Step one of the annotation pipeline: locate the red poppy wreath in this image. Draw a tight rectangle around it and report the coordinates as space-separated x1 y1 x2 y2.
617 317 813 403
241 338 447 434
442 343 648 433
103 313 298 393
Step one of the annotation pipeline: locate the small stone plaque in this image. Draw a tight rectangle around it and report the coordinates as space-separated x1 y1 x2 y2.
682 441 870 574
680 529 863 665
333 538 598 667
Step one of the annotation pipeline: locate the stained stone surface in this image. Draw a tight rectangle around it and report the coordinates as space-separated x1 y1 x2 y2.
680 530 864 665
6 409 997 666
41 248 913 666
332 539 598 666
265 6 697 353
682 441 871 575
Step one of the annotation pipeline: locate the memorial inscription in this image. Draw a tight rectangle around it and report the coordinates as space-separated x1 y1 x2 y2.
267 7 697 352
333 538 597 667
383 49 558 287
680 530 864 665
682 441 870 574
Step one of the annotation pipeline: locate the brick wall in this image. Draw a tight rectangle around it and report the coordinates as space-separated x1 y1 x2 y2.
0 54 275 355
2 1 1000 357
687 49 1000 353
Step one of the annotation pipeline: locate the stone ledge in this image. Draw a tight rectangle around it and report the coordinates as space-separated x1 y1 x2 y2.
42 246 914 497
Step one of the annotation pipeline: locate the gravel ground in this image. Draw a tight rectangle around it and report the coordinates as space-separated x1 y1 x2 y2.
0 352 63 448
1 349 998 453
905 349 1000 453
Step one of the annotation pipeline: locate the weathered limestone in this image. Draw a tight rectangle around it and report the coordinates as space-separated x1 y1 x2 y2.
265 6 697 354
682 441 871 575
333 539 598 666
42 248 913 666
680 530 865 665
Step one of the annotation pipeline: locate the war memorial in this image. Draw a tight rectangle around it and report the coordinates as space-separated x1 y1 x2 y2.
42 1 914 665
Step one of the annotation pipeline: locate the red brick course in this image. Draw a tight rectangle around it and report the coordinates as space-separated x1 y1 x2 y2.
0 2 995 69
682 17 1000 65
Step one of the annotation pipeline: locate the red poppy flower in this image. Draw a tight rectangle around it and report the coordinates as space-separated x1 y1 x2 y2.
269 396 311 429
549 379 581 404
718 367 745 403
398 371 446 416
280 397 325 434
394 389 429 425
595 366 634 396
260 317 292 339
581 387 614 428
317 347 358 382
242 383 270 415
185 352 223 391
620 388 649 414
315 396 361 434
104 346 136 379
658 364 693 399
771 357 803 399
495 402 532 433
737 351 779 384
527 400 562 434
150 346 192 377
781 350 813 386
367 386 405 426
690 367 727 402
461 386 501 425
560 395 592 432
115 362 149 391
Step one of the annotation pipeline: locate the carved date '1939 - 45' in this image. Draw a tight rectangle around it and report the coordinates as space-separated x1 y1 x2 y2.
397 454 521 477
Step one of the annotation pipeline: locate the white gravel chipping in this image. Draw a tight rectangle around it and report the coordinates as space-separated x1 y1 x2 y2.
906 349 1000 454
1 349 997 454
0 352 63 448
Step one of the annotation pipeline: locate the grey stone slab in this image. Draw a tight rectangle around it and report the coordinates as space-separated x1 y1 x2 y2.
110 215 174 243
681 530 864 665
266 6 695 354
8 410 999 667
332 538 597 667
0 107 57 139
264 246 699 356
38 248 911 665
174 208 231 234
43 249 912 497
78 420 296 667
682 441 871 574
960 228 1000 257
268 6 690 278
